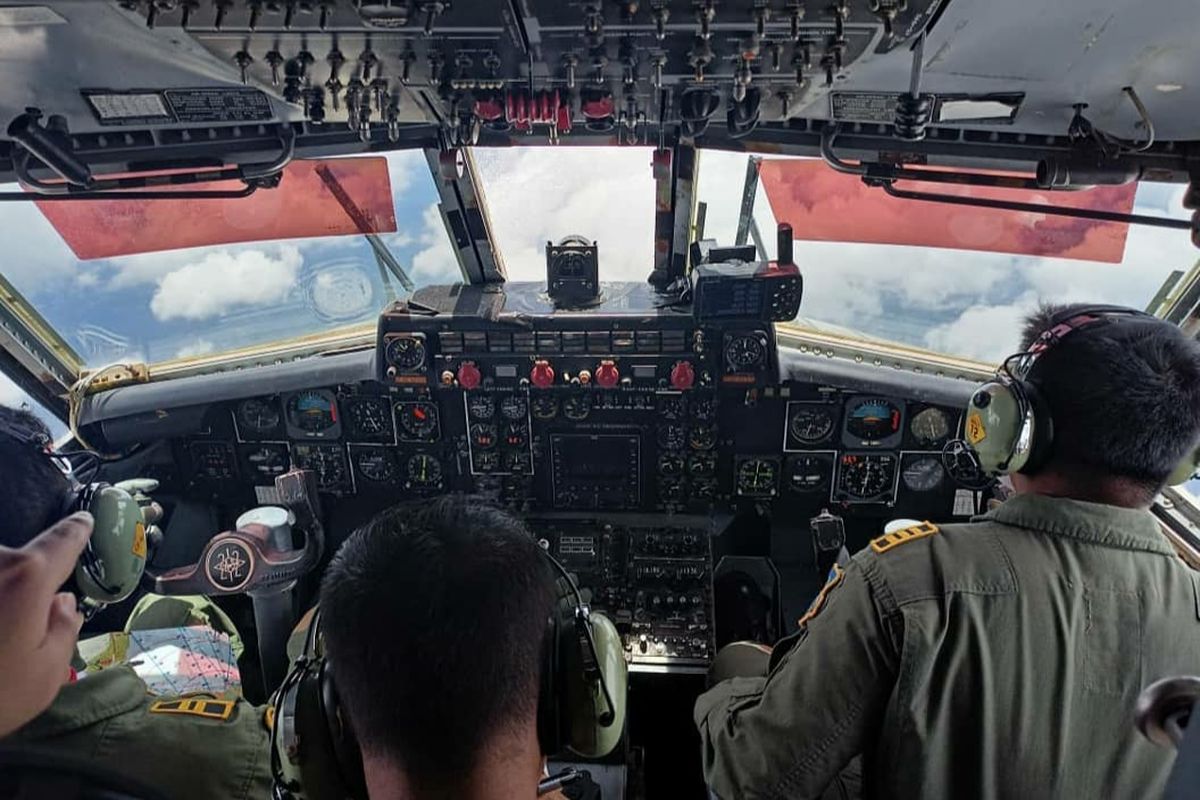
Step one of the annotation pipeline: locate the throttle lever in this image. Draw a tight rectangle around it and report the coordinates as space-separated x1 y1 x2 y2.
148 469 325 596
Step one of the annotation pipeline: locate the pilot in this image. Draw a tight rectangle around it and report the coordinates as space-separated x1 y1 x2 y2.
0 406 274 799
695 304 1200 799
319 496 560 799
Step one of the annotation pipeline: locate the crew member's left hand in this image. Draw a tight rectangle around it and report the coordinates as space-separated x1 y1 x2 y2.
0 512 93 736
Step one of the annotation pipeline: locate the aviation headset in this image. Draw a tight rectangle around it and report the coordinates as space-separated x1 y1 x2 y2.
963 304 1200 484
270 543 628 800
0 419 148 614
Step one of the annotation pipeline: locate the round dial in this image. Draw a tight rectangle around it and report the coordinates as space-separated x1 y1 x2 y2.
406 453 443 488
688 453 716 478
562 395 592 421
910 407 951 447
470 422 498 450
287 391 338 434
499 395 528 421
736 458 778 496
474 451 500 472
660 480 685 503
788 455 830 493
243 444 289 482
467 394 496 420
294 445 348 489
789 406 835 444
503 422 528 448
902 456 946 492
658 453 684 476
236 397 281 435
692 479 717 499
689 425 716 451
846 398 902 442
532 395 559 420
692 396 716 422
346 397 390 439
386 337 426 371
658 396 687 421
503 451 531 474
657 424 686 451
838 454 896 499
355 449 397 483
397 401 439 440
725 334 766 371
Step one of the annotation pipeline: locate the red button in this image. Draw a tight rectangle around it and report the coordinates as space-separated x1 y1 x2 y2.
457 362 482 390
531 360 555 389
670 360 695 390
595 360 620 388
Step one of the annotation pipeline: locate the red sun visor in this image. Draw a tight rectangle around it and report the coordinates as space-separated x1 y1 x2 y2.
32 157 397 261
757 160 1137 263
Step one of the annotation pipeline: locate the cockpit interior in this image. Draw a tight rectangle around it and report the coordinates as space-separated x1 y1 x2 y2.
4 1 1200 797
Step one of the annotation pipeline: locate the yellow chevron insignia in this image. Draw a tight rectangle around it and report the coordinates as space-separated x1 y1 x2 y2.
149 698 236 721
870 521 940 554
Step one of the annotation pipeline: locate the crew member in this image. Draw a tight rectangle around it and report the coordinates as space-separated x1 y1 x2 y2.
0 406 273 799
696 304 1200 799
319 496 559 799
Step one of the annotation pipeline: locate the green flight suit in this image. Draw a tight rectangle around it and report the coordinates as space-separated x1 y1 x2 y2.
695 493 1200 800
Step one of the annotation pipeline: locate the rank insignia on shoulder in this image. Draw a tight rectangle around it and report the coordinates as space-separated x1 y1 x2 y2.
870 521 939 554
149 698 236 721
797 563 845 628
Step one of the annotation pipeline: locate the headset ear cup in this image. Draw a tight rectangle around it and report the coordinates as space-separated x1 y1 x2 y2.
1018 381 1054 475
74 485 146 605
537 604 563 756
562 611 627 759
1167 447 1200 486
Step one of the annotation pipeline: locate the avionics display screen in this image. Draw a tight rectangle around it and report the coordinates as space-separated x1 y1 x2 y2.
552 435 639 483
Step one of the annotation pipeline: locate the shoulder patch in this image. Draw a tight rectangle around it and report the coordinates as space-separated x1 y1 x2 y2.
870 521 939 554
797 563 845 628
149 698 236 721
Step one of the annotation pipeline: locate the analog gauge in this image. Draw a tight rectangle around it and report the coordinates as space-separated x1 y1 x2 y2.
724 334 766 372
735 458 779 497
241 444 289 483
658 453 685 476
287 391 339 435
499 395 528 421
470 422 498 450
355 448 397 483
688 453 716 478
658 395 687 421
692 479 717 500
910 407 952 447
660 480 685 503
692 396 716 422
467 394 496 420
236 397 281 437
689 424 717 451
789 405 836 444
902 456 946 492
562 395 592 421
837 454 896 500
657 424 686 451
845 398 902 443
385 336 426 371
292 444 349 490
397 401 440 441
473 451 500 472
787 455 831 493
532 395 559 420
345 397 391 441
503 422 528 448
190 442 235 480
503 450 531 474
406 453 443 489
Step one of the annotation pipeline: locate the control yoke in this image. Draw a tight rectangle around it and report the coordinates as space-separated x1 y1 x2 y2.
148 470 324 596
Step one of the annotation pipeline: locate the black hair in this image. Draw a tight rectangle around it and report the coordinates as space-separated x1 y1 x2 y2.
319 495 557 796
1021 303 1200 498
0 405 70 548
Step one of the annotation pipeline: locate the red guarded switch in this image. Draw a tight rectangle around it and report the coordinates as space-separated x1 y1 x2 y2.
530 359 555 389
595 360 620 388
457 361 482 390
670 360 696 390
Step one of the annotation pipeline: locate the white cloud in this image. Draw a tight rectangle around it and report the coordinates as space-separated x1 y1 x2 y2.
410 203 462 285
175 339 216 358
923 295 1038 362
150 246 302 321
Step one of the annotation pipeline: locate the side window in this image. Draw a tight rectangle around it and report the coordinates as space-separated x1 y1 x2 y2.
0 371 66 439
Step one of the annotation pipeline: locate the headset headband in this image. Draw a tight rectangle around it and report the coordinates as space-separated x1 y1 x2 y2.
1005 305 1157 382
